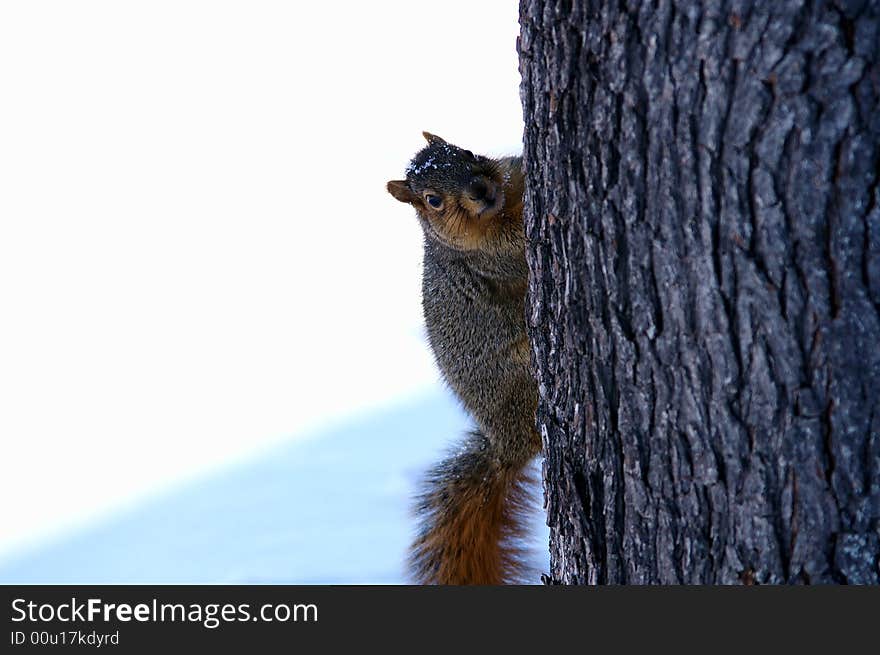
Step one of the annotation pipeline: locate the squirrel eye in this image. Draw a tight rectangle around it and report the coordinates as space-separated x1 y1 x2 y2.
425 194 443 209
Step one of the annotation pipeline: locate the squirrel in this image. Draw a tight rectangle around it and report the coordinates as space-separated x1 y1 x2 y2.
387 132 541 584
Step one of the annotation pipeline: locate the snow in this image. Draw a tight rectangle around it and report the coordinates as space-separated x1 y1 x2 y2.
0 389 549 584
406 156 437 175
0 1 532 582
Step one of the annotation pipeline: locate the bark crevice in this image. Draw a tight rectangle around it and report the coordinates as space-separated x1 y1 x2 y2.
520 0 880 584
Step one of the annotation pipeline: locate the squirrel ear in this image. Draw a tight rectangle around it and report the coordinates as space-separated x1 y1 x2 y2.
387 180 416 204
422 131 447 146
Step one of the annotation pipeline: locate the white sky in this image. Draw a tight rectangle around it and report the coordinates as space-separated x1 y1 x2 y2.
0 1 523 558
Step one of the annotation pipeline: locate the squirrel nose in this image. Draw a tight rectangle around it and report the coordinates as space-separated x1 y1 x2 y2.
466 177 491 201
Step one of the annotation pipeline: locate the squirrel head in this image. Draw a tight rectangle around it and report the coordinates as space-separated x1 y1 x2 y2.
387 132 523 254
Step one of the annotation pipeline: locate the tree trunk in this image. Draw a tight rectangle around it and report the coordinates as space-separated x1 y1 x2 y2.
518 0 880 584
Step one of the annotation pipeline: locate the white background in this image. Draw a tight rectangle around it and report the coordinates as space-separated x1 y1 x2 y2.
0 1 523 560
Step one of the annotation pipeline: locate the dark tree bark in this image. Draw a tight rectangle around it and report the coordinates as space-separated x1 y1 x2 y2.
518 0 880 584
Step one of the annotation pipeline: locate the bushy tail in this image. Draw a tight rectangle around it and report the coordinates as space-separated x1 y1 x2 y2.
409 430 539 585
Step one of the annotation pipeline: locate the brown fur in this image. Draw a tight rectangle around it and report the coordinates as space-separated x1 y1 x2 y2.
409 432 538 584
387 134 525 256
388 133 539 585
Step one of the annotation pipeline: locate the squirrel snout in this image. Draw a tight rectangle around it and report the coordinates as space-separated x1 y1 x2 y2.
466 176 497 204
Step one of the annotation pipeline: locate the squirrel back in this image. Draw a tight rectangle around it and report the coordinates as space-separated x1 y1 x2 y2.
388 133 540 584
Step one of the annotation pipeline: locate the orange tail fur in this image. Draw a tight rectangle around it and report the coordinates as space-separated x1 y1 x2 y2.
409 431 537 585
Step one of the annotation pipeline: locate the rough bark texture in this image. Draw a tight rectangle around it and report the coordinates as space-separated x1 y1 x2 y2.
519 0 880 583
